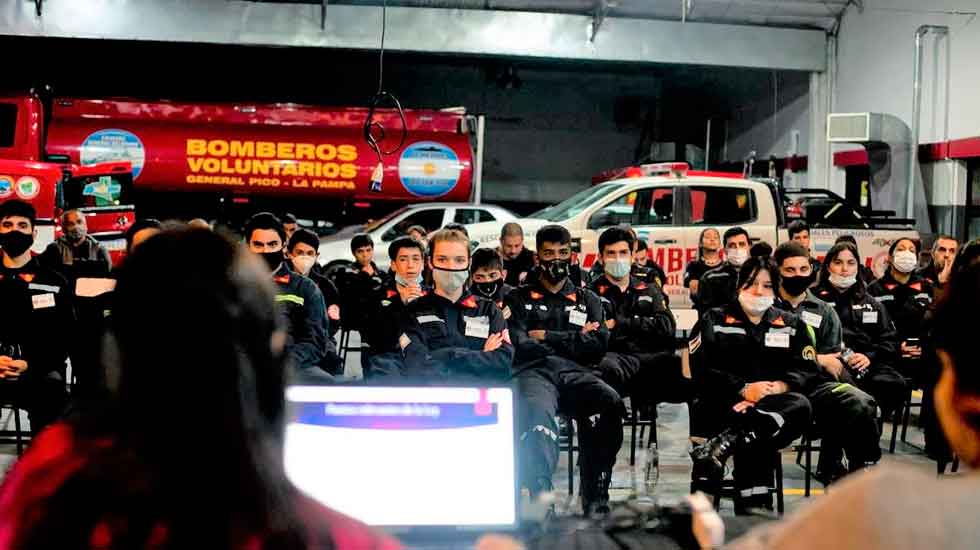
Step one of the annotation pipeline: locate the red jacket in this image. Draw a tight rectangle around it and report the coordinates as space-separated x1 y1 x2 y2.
0 423 401 550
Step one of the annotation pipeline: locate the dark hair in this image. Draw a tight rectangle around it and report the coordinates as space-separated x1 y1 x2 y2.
388 235 424 261
787 220 810 240
697 227 720 261
773 241 810 267
244 212 286 244
636 239 648 252
471 248 504 273
750 241 773 258
0 199 37 228
834 234 857 246
932 234 958 251
350 233 373 254
598 227 635 255
14 229 333 548
737 255 779 292
723 226 749 247
952 238 980 273
282 213 297 225
536 224 571 250
406 225 427 238
124 218 162 252
933 262 980 403
443 222 469 237
820 241 865 296
888 237 919 257
287 228 319 253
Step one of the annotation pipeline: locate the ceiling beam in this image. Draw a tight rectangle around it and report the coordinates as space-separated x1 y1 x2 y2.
0 0 826 71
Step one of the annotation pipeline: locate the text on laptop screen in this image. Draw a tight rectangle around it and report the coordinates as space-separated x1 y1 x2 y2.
284 386 517 528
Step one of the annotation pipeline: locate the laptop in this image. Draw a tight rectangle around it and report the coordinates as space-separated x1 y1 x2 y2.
284 385 520 546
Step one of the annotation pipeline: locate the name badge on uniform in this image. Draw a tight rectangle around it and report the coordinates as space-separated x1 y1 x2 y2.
801 310 822 329
569 309 588 327
32 293 55 309
765 331 790 348
638 296 653 303
862 311 878 324
464 316 490 339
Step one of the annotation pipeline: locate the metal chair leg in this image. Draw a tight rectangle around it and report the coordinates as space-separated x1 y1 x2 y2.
567 419 575 496
889 407 902 454
13 406 24 457
629 406 638 467
804 433 812 497
775 454 785 515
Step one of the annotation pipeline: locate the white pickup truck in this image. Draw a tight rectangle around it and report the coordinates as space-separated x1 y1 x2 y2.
318 202 517 272
464 163 918 309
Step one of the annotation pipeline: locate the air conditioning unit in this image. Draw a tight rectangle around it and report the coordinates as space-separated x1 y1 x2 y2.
827 112 913 144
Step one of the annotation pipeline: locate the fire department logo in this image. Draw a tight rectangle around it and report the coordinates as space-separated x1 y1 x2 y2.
15 177 39 200
802 345 817 362
0 176 12 198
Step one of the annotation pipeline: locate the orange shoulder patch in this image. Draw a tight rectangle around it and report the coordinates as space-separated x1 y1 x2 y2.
461 295 479 309
529 290 544 300
771 316 786 327
273 275 290 284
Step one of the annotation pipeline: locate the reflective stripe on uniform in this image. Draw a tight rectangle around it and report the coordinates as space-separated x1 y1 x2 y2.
714 326 747 335
805 324 817 346
275 294 305 306
874 295 895 302
831 383 855 393
914 293 932 301
740 486 771 497
768 327 795 336
754 409 785 436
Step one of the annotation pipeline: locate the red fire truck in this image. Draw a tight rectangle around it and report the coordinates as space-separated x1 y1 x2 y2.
1 92 477 234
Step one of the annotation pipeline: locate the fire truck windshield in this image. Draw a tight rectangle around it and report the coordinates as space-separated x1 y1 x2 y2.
62 173 133 210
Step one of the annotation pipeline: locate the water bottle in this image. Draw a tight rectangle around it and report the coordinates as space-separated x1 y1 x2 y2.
644 442 660 494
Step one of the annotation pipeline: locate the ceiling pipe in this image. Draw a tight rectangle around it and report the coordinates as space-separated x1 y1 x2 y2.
908 24 949 219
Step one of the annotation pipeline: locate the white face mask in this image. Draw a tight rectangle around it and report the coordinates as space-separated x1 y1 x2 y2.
292 255 316 276
892 250 918 274
829 272 857 290
727 247 749 267
738 292 773 316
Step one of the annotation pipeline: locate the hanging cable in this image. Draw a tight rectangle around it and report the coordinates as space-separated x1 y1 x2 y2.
363 0 407 193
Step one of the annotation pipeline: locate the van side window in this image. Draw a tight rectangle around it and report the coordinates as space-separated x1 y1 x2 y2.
689 186 756 225
636 188 674 225
0 104 16 148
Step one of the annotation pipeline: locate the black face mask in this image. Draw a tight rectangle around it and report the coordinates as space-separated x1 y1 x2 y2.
0 231 34 258
781 272 815 297
259 251 284 271
541 258 570 284
472 280 503 300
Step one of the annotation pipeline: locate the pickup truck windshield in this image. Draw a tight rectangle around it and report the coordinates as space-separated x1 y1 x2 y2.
533 183 624 222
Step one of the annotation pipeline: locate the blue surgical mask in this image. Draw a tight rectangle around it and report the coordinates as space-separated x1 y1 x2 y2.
604 258 632 279
395 273 423 287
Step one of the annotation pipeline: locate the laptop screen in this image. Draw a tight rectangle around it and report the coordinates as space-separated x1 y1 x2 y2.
284 385 517 530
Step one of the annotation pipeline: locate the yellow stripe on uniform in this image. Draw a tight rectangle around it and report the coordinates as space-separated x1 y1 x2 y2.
275 294 305 306
783 488 825 496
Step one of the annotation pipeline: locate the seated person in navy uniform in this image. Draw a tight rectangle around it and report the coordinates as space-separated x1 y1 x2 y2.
361 236 430 380
690 255 815 513
815 242 907 419
469 248 513 309
398 228 513 383
0 200 71 434
504 224 625 516
286 229 343 375
696 226 751 314
244 213 331 384
589 226 687 410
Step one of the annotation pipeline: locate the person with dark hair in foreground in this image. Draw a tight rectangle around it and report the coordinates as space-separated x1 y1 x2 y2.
0 228 399 549
717 261 980 550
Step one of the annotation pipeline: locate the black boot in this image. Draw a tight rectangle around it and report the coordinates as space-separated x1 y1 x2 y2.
690 428 740 484
583 471 611 518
